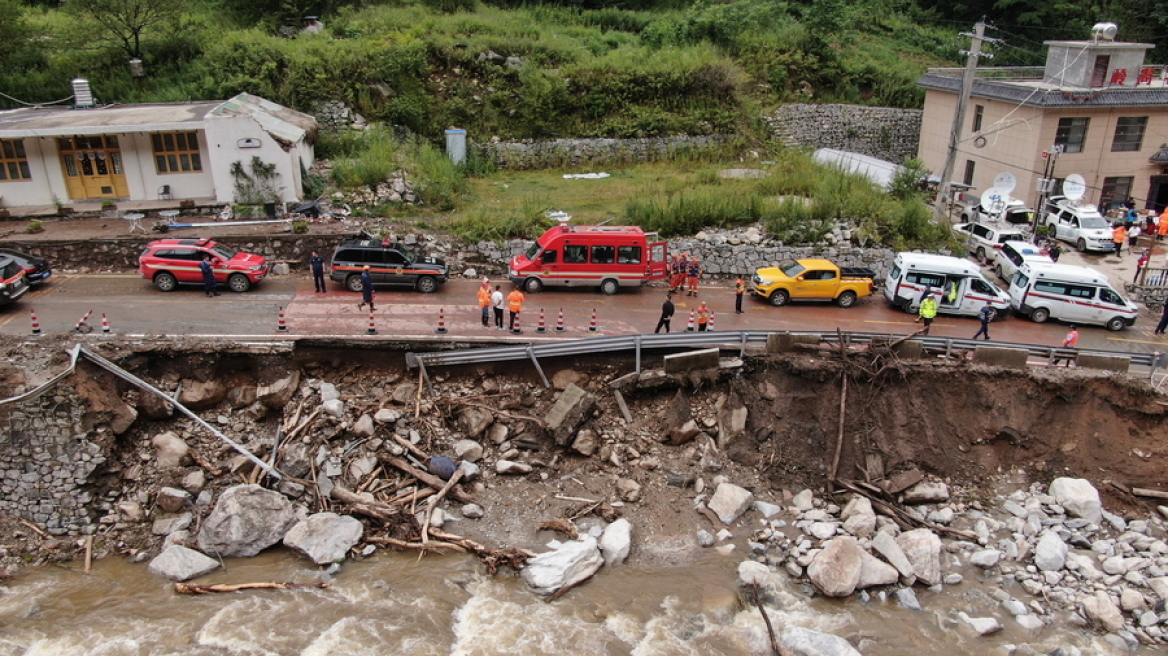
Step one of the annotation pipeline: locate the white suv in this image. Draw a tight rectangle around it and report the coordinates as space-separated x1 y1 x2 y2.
1044 197 1113 252
952 222 1027 264
992 240 1053 282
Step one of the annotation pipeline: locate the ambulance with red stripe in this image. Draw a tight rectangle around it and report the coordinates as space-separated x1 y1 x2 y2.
883 252 1010 318
1008 262 1137 331
509 224 668 294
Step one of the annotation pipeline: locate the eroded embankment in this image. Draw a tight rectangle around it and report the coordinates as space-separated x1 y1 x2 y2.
1 337 1165 575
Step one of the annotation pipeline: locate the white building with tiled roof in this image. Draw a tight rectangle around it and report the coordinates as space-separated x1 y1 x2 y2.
917 31 1168 211
0 89 316 208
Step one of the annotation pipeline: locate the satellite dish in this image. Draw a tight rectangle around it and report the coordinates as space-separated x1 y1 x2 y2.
981 188 1010 215
547 210 572 224
993 172 1017 194
1063 174 1087 202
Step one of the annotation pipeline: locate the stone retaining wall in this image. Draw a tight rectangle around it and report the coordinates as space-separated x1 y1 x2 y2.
0 386 104 536
476 136 731 170
765 104 922 164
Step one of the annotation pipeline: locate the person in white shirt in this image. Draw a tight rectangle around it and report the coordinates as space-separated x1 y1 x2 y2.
490 285 505 330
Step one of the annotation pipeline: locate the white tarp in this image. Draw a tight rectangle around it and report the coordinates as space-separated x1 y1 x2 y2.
812 148 900 190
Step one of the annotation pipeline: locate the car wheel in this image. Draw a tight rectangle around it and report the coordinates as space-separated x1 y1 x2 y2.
600 278 619 296
1105 316 1126 332
346 274 364 293
1029 307 1050 323
524 277 543 293
835 290 857 308
227 273 250 293
976 247 987 263
769 289 790 307
416 276 438 294
994 264 1005 280
154 272 177 292
1077 238 1087 252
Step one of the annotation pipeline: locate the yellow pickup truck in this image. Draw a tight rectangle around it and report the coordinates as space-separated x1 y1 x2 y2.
750 258 876 307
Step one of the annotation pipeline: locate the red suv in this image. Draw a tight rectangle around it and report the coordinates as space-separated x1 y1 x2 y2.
138 238 270 293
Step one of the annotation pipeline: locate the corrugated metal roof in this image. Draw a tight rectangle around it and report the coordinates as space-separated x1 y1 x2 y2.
210 93 318 144
0 102 218 138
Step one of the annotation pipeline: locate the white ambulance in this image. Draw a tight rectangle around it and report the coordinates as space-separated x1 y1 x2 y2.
1008 262 1138 331
883 252 1011 317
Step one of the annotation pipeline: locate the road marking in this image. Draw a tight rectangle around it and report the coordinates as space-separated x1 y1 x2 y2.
863 320 916 325
1107 336 1168 345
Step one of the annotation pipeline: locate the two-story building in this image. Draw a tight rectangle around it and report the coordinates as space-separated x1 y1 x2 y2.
0 84 316 210
917 28 1168 212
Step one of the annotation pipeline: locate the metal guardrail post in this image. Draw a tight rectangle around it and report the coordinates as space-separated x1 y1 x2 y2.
740 331 748 358
418 359 433 396
1152 352 1164 381
635 335 642 374
527 345 550 389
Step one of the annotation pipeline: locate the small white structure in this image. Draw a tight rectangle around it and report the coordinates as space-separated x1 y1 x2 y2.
812 148 902 190
0 91 317 207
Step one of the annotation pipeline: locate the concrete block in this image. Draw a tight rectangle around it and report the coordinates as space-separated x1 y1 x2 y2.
1076 354 1130 373
545 384 596 446
892 340 923 359
973 346 1029 369
664 348 720 374
765 333 820 354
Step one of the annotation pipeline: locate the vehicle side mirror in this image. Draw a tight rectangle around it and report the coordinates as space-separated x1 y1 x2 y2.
796 275 804 281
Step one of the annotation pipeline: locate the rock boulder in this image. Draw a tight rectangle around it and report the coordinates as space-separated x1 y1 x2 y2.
282 512 364 565
599 518 632 566
521 537 604 596
707 482 754 524
147 545 220 581
196 484 301 558
895 529 942 586
807 536 865 597
1048 477 1103 525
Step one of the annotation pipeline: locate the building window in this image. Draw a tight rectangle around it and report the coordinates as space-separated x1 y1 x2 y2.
972 105 984 133
962 159 976 186
1100 176 1133 209
1111 117 1147 152
152 132 203 174
1055 117 1089 154
0 139 32 181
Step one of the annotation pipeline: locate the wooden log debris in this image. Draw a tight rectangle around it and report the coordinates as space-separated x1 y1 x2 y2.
174 581 330 595
1133 487 1168 500
381 455 473 504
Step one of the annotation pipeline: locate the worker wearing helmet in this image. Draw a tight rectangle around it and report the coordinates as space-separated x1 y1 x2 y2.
686 257 702 296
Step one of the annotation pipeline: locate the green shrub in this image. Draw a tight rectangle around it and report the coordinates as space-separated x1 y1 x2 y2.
448 198 555 242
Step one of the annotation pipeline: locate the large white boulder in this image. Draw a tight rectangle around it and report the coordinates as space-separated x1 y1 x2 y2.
599 519 632 566
856 550 899 589
521 537 604 596
1048 477 1103 525
871 531 915 583
282 512 364 565
1081 590 1125 632
781 626 863 656
1034 531 1068 572
707 482 754 524
196 484 302 558
807 536 865 597
147 545 220 581
895 529 942 586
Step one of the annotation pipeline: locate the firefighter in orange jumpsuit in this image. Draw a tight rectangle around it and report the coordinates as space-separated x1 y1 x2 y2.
686 257 702 296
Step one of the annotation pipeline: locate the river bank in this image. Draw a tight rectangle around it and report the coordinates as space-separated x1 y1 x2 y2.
2 334 1168 654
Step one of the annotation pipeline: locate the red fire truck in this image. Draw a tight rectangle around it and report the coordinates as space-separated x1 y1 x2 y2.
508 225 668 294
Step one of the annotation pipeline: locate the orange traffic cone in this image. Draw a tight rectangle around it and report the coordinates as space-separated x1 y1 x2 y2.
75 310 93 333
511 313 523 335
554 308 565 333
436 308 448 334
366 309 377 335
29 308 42 337
685 310 695 332
588 309 598 333
707 311 715 331
536 308 546 333
101 313 111 335
277 306 288 332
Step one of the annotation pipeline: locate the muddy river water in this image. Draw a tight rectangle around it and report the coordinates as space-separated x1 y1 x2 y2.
0 548 1123 655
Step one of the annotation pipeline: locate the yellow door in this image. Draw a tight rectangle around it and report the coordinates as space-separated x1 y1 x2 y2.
58 136 129 200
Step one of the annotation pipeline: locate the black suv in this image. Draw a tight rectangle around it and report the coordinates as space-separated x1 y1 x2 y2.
0 248 51 286
0 255 29 306
329 238 448 293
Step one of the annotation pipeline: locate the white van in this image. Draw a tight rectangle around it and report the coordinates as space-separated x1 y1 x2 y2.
1009 263 1138 331
884 252 1011 318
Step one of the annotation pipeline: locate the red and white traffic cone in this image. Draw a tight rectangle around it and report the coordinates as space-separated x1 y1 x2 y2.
707 312 715 331
277 306 288 332
29 309 42 337
101 313 111 335
75 310 93 333
588 309 598 333
536 308 547 333
511 313 523 335
554 308 566 333
685 310 696 331
366 309 377 335
436 308 448 334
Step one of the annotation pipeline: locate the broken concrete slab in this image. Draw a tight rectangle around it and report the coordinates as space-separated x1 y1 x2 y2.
663 348 720 374
707 482 754 524
1076 354 1130 373
545 384 596 446
766 333 820 354
973 346 1028 369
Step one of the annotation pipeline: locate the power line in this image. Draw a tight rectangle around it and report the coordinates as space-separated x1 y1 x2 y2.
0 90 75 107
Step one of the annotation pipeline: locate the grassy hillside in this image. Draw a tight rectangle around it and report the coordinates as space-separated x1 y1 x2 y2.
3 0 958 141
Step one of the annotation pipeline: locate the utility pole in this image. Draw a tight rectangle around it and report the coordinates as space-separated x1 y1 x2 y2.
1033 145 1062 237
936 20 994 223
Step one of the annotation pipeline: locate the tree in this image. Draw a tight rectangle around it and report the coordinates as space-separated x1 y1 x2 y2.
71 0 182 60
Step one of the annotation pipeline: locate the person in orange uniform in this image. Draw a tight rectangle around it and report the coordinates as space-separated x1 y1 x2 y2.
673 254 689 293
1050 325 1079 367
1160 210 1168 240
1112 223 1127 257
476 278 491 327
668 255 681 293
507 286 525 332
686 257 702 296
696 301 711 331
735 276 746 313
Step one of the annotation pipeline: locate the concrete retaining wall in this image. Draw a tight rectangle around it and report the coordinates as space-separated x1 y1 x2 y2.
764 104 922 164
476 136 731 170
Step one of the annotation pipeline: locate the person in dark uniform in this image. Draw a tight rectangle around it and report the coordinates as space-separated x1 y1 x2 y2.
310 251 326 292
655 292 675 333
199 255 218 297
357 265 375 311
